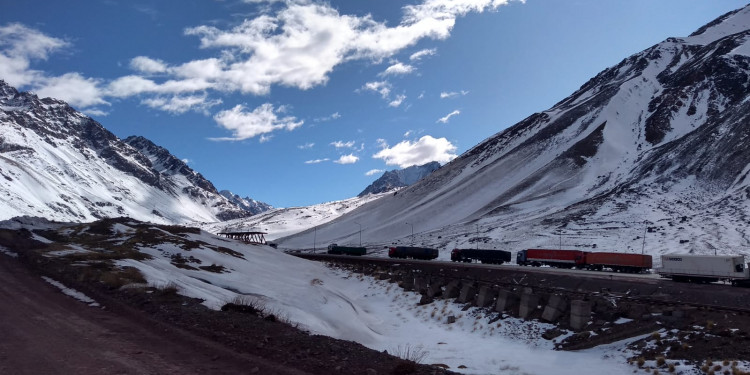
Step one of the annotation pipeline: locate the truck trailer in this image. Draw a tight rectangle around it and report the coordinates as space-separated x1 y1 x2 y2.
657 254 749 283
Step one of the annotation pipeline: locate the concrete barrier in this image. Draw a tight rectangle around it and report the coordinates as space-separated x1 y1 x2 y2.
442 279 461 299
542 294 568 322
495 289 519 313
457 283 478 304
426 281 444 298
414 277 429 294
518 288 540 319
570 300 592 331
475 286 497 307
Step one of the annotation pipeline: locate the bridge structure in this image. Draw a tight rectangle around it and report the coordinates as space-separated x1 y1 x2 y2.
217 231 267 244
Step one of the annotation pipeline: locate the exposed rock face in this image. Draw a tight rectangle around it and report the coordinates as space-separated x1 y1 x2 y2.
0 81 251 223
358 162 441 197
219 190 273 216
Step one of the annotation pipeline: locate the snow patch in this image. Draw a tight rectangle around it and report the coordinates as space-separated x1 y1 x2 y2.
41 276 100 307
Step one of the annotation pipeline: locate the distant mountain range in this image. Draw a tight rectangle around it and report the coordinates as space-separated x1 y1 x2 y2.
0 81 265 223
219 190 274 215
358 162 440 197
277 5 750 257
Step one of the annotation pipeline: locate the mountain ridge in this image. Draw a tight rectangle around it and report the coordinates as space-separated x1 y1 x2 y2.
0 81 253 223
276 5 750 257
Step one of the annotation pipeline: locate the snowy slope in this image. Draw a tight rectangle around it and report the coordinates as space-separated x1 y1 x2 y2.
277 5 750 261
0 81 250 224
198 192 389 241
4 217 638 375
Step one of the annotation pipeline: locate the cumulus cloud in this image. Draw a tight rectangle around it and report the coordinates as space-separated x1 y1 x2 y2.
334 154 359 164
34 73 109 108
360 80 391 99
130 56 169 74
365 169 384 176
331 140 356 149
211 103 303 141
313 111 341 122
142 93 222 114
2 0 517 114
305 158 330 164
410 48 436 61
440 90 469 99
373 135 456 168
0 23 69 87
379 62 415 76
437 109 460 123
298 142 315 149
389 94 406 108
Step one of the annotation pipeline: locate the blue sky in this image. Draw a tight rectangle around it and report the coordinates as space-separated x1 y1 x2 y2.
1 0 746 207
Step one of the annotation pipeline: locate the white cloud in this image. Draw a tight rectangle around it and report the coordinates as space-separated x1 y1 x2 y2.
211 103 303 141
305 158 330 164
313 111 341 122
373 135 456 168
0 23 68 87
83 108 109 117
360 80 391 99
142 94 222 115
389 94 406 108
365 169 384 176
410 48 437 61
380 62 415 76
1 0 515 114
334 154 359 164
331 140 356 149
440 90 469 99
130 56 169 74
437 109 460 123
259 134 273 143
34 73 109 108
298 142 315 149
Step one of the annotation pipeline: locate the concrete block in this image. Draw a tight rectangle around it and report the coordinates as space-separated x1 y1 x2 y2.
457 283 477 304
518 289 540 319
570 300 592 331
426 283 443 298
475 286 496 307
442 280 461 299
546 294 568 312
495 289 519 313
399 279 414 291
414 277 429 294
542 306 564 322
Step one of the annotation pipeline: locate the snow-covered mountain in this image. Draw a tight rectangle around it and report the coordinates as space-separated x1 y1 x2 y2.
219 190 273 215
0 81 251 223
198 192 388 242
278 6 750 259
358 161 441 197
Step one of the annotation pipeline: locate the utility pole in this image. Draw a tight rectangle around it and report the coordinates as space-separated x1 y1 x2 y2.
354 222 362 247
641 221 647 255
559 229 563 250
406 222 414 245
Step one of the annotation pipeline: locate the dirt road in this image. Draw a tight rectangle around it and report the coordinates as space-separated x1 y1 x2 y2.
0 254 308 375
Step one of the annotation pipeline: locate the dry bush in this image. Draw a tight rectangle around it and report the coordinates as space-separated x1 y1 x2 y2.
391 344 429 364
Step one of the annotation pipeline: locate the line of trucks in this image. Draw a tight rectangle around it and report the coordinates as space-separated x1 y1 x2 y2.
327 244 750 286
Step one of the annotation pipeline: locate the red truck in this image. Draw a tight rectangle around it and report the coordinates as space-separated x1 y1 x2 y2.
516 249 586 268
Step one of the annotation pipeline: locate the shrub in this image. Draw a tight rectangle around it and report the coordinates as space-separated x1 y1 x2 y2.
656 357 666 367
391 344 429 364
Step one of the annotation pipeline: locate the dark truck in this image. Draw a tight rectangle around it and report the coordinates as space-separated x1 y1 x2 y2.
327 244 366 256
451 248 512 264
388 246 439 260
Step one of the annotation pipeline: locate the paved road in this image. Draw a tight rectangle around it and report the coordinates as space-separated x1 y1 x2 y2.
0 254 307 375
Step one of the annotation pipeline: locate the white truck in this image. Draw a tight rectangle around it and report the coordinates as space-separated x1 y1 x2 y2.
657 254 749 284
